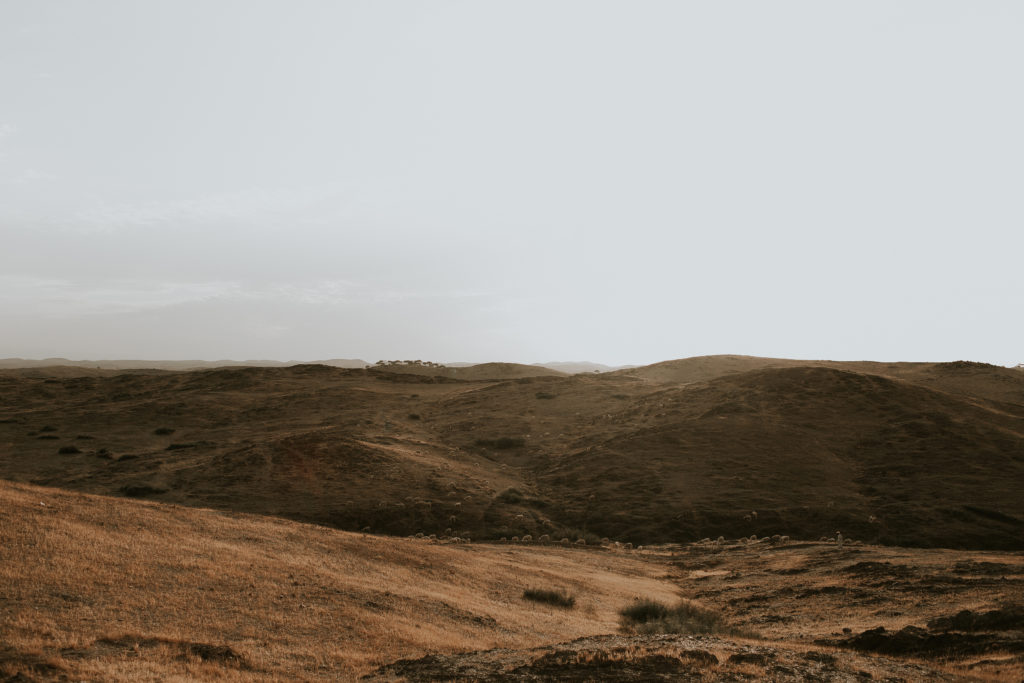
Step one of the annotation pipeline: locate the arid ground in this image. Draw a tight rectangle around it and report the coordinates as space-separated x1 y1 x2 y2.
1 355 1022 680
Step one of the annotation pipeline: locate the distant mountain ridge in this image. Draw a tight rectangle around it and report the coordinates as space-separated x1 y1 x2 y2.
0 358 634 375
0 357 370 371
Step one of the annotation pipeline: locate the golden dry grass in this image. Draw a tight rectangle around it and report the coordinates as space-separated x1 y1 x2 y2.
0 479 679 681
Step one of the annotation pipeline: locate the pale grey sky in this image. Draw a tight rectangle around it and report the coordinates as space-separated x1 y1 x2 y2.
1 2 1021 365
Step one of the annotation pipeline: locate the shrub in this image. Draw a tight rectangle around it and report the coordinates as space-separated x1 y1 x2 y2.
58 445 82 455
523 588 575 608
408 413 421 420
620 599 747 636
497 488 524 504
534 392 556 400
166 443 198 451
154 427 175 435
39 425 57 433
620 599 669 625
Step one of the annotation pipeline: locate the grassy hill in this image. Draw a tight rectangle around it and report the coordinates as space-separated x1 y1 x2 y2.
0 479 677 680
1 356 1021 550
3 479 1020 681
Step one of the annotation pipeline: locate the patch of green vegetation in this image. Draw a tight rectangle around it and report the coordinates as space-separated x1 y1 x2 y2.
619 599 751 637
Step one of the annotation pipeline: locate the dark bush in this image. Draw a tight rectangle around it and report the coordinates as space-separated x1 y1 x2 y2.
39 425 57 433
523 588 575 608
166 443 198 450
58 445 82 455
620 599 747 636
620 599 669 625
534 392 557 400
154 427 175 435
497 488 524 504
408 413 421 420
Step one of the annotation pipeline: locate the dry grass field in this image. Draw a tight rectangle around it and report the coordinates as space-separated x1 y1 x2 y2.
1 355 1023 680
0 480 679 681
3 479 1021 681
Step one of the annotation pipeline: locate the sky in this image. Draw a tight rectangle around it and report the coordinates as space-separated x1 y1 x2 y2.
1 2 1022 366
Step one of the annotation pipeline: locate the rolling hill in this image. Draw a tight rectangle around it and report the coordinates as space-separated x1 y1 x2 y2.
1 356 1022 550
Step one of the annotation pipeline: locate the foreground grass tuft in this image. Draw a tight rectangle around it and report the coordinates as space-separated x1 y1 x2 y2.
523 588 576 608
620 599 751 636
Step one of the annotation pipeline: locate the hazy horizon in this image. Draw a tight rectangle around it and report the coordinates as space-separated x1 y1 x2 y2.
3 2 1022 367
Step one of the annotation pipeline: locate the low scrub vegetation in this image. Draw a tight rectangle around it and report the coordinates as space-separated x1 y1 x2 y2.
522 588 575 608
619 599 749 636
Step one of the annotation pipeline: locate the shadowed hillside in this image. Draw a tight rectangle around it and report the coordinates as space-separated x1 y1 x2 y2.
1 356 1022 550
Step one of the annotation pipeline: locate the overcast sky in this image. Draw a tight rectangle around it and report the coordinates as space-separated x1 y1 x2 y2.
1 2 1021 366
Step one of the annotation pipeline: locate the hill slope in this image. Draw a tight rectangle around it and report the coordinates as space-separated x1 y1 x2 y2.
0 479 677 680
1 357 1022 549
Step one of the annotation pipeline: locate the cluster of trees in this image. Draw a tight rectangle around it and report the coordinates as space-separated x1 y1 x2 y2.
373 360 446 368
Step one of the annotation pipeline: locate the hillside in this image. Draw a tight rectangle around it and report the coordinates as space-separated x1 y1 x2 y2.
1 356 1022 550
3 479 1020 681
0 479 677 680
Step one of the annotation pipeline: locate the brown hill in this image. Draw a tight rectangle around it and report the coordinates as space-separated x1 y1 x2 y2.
3 479 1020 681
0 479 676 680
1 357 1021 550
621 355 1024 405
